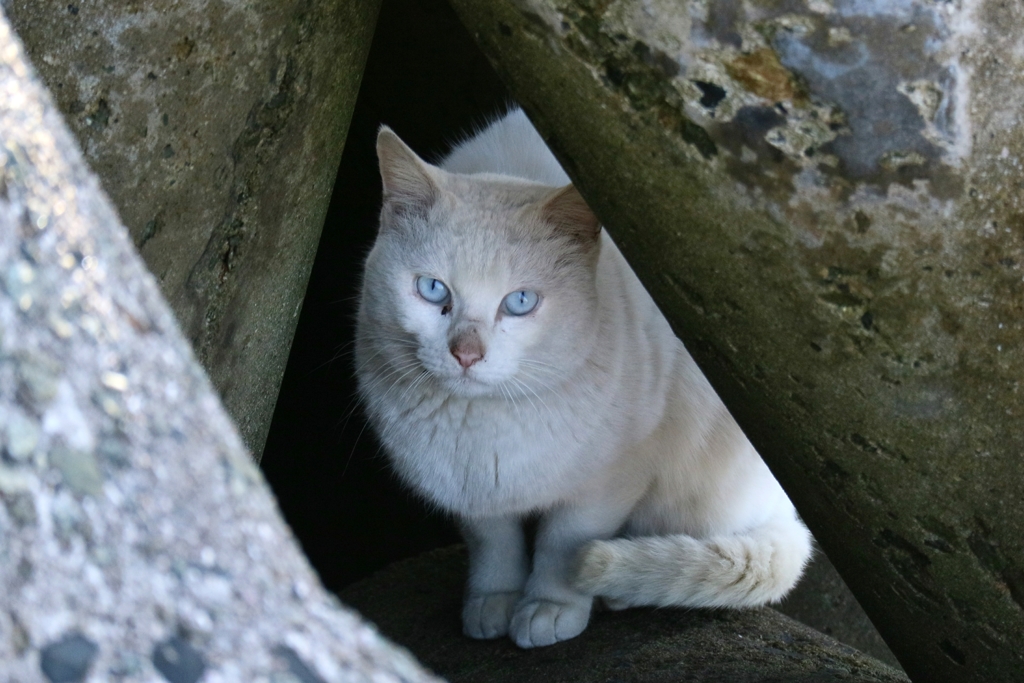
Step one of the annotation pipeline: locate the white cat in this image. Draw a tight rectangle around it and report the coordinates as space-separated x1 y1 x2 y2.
355 108 812 649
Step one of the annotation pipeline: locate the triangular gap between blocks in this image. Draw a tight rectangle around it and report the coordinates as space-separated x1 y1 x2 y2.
260 0 509 594
260 0 899 671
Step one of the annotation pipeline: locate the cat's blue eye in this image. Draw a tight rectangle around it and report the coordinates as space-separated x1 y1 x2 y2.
502 290 539 316
416 276 450 304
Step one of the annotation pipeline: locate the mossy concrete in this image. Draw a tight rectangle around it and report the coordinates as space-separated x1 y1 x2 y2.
3 0 381 458
447 1 1024 680
343 546 908 682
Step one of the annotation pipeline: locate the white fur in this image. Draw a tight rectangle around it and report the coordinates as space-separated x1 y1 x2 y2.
356 108 812 649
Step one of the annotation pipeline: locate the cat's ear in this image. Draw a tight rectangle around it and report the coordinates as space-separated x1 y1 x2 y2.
541 184 601 243
377 126 439 215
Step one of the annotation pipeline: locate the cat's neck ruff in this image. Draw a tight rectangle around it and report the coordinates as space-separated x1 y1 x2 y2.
361 337 635 517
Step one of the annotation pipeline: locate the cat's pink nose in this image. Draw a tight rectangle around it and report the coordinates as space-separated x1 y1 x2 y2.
451 347 483 369
450 329 485 369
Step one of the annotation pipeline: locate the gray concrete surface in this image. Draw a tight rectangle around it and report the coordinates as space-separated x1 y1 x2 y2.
4 0 381 458
343 546 908 682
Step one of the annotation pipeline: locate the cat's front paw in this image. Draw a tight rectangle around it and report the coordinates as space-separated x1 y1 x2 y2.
508 597 592 648
463 591 521 639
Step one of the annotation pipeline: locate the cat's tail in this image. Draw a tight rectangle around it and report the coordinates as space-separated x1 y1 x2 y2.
573 516 812 609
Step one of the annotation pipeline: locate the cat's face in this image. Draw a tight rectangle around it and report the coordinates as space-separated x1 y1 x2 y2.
358 128 602 400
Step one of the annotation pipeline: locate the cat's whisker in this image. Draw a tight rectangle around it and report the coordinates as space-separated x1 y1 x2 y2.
517 363 572 389
359 358 424 398
518 358 572 379
362 355 420 382
354 333 420 348
507 376 541 416
515 370 568 394
344 345 387 375
513 375 551 416
397 369 431 406
334 394 365 433
378 362 426 392
350 336 419 364
352 348 415 374
340 417 371 481
515 369 561 401
517 360 571 377
353 347 419 378
305 339 365 375
378 372 426 411
499 381 525 419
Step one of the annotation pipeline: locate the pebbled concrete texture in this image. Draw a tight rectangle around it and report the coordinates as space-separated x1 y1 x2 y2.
0 13 438 682
446 1 1024 681
3 0 381 458
342 546 908 683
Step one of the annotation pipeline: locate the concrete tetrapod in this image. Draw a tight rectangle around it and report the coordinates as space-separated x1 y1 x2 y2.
0 12 437 682
3 0 381 458
342 546 908 683
445 1 1024 681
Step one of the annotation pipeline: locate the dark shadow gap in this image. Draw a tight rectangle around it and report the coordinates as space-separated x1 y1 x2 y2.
261 0 510 593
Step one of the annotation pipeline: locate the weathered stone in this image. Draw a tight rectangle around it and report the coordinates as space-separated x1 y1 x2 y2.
40 633 98 683
1 491 37 528
15 349 61 407
151 636 205 683
3 261 38 312
0 465 32 496
445 1 1024 681
3 408 39 461
3 0 382 458
0 10 440 683
50 491 91 545
273 645 328 683
107 650 144 678
343 546 907 682
49 446 103 497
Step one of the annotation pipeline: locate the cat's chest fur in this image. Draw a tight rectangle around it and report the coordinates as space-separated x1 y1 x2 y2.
363 350 632 518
